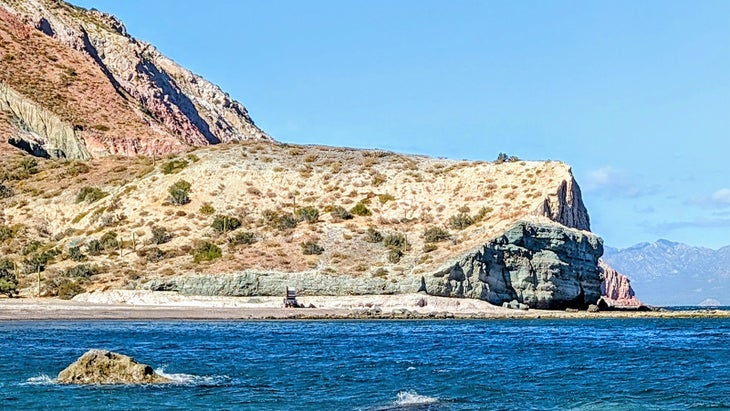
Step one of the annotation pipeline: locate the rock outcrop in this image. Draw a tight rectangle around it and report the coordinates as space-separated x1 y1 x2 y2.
425 219 603 309
57 349 171 385
0 0 270 158
598 260 643 308
531 175 591 231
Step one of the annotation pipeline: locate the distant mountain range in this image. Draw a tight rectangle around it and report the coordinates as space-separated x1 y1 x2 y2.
602 239 730 306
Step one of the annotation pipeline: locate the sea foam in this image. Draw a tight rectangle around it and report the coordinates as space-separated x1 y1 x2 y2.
393 390 439 406
154 367 228 386
25 375 55 385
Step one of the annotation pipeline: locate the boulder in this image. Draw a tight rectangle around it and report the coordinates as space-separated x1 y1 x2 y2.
57 349 171 384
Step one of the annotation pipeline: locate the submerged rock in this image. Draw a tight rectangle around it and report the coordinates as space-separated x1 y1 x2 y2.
57 349 171 385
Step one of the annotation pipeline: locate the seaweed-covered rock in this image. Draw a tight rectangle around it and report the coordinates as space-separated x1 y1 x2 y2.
57 349 170 384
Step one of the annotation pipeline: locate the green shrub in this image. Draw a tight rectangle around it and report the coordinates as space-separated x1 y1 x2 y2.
378 193 395 204
296 206 320 223
65 264 99 278
422 243 438 253
151 226 171 245
100 231 120 252
212 215 242 233
57 280 84 300
0 258 18 297
169 180 191 205
68 245 85 262
86 239 102 256
0 225 16 242
277 213 299 230
330 206 353 221
449 213 474 230
364 227 383 243
199 202 215 215
161 158 189 175
383 232 409 251
387 248 403 263
22 251 54 274
262 209 280 227
475 206 493 221
350 202 372 217
192 241 222 263
228 231 257 246
301 241 324 255
19 157 38 175
0 184 13 199
75 186 108 203
423 226 451 242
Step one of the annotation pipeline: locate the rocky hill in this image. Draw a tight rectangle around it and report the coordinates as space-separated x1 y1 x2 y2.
0 0 269 159
603 240 730 306
0 0 638 310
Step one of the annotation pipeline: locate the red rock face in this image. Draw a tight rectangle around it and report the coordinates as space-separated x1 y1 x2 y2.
599 260 643 307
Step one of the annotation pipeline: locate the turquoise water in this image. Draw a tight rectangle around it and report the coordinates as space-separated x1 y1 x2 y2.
1 319 729 410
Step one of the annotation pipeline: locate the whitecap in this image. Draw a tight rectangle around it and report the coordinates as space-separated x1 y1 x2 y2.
154 367 228 386
25 375 55 385
394 390 438 407
406 366 416 371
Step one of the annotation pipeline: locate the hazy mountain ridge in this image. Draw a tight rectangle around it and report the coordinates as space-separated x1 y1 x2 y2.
603 240 730 306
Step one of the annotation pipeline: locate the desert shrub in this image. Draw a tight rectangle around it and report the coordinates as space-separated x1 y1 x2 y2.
296 206 320 223
161 158 189 174
0 184 13 199
387 248 403 263
449 213 474 230
350 202 372 217
277 213 299 231
495 153 519 164
192 241 222 263
0 225 16 242
21 240 42 256
330 206 352 221
57 280 84 300
301 241 324 255
228 231 257 246
262 209 280 227
68 245 85 262
139 247 166 263
19 157 38 175
373 267 388 277
151 225 171 245
422 243 438 253
75 186 108 203
371 174 386 187
383 233 409 251
169 180 191 205
475 206 493 221
100 231 120 252
364 227 383 243
212 215 242 233
378 193 395 204
65 264 99 278
199 202 215 215
86 239 102 256
0 258 18 297
423 226 450 242
22 251 55 274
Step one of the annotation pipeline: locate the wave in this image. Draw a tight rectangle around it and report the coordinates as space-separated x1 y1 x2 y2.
25 375 55 385
393 391 439 407
154 367 229 386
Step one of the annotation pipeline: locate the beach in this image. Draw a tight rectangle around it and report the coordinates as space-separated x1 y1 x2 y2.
1 291 728 320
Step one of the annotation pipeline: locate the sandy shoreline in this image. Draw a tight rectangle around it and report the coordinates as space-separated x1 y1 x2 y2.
0 291 728 320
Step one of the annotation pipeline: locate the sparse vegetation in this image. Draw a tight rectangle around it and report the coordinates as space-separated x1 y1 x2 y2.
495 152 519 164
449 213 474 230
161 158 189 174
65 264 99 278
169 180 191 205
150 226 171 245
192 240 222 263
383 232 410 263
350 202 372 217
75 186 108 203
423 226 451 243
212 215 242 233
330 206 353 221
57 280 84 300
0 258 18 297
67 245 85 262
364 227 383 243
228 231 257 246
0 184 13 199
199 202 215 215
296 206 320 223
422 243 438 253
100 231 120 252
301 241 324 255
378 193 395 204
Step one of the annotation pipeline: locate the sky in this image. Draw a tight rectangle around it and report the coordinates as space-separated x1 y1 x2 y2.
72 0 730 250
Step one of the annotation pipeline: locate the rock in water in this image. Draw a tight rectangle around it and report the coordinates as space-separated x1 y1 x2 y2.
57 349 171 384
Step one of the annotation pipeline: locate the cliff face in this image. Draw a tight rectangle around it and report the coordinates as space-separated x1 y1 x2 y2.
0 0 269 158
598 260 643 308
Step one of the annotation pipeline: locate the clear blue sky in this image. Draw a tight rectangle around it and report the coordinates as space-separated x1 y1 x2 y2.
73 0 730 250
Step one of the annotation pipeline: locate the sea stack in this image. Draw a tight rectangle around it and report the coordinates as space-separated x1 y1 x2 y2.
57 349 171 384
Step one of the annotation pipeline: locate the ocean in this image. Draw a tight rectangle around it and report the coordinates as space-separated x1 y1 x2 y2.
1 318 728 410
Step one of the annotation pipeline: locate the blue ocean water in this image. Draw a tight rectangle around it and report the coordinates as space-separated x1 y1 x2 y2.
1 319 729 410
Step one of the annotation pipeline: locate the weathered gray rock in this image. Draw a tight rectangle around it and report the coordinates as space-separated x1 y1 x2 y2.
425 220 603 309
57 349 171 385
587 304 600 313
